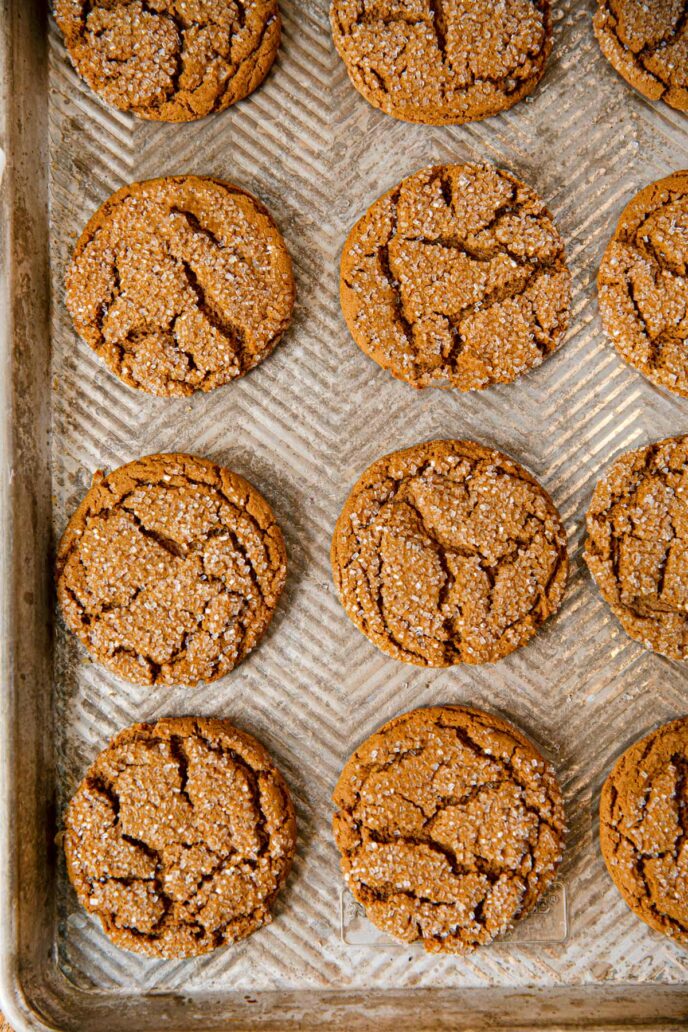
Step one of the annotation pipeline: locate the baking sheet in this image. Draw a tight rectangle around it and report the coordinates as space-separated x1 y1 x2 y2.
5 0 688 1024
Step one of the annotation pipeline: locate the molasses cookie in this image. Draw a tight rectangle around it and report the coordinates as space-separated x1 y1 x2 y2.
585 435 688 659
65 176 294 397
331 0 552 125
598 171 688 398
593 1 688 112
56 453 287 686
333 705 566 954
340 163 571 390
55 0 281 121
64 717 296 958
331 439 568 666
600 715 688 948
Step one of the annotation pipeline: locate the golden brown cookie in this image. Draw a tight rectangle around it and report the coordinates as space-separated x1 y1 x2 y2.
597 171 688 398
340 163 571 391
331 0 552 125
56 453 287 686
65 176 294 397
55 0 281 122
593 1 688 112
333 705 566 954
331 439 568 666
600 715 688 949
585 435 688 659
64 717 296 958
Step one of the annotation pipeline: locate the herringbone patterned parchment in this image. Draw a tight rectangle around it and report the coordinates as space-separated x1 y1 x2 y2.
47 0 688 997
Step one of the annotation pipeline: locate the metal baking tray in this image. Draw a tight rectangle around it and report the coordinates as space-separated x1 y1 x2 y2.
1 0 687 1027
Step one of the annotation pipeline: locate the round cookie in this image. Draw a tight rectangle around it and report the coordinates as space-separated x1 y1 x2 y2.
340 163 571 391
65 176 295 397
64 717 296 958
584 435 688 660
593 1 688 112
55 0 281 122
333 705 566 954
331 439 568 666
56 453 287 686
600 715 688 949
331 0 552 125
597 171 688 398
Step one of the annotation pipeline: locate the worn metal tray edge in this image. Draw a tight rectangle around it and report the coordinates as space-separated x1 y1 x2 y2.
1 0 688 1028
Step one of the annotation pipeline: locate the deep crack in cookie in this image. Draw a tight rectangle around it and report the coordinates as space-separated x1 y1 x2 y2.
64 717 296 958
55 0 281 121
65 176 295 397
331 0 552 124
331 439 568 666
333 705 565 954
56 453 287 686
600 715 688 949
585 434 688 659
340 163 571 391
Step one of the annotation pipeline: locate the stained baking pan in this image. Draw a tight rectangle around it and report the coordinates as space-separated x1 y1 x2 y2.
1 0 688 1027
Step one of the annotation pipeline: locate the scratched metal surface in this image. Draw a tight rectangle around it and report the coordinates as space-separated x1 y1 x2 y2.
4 0 688 1026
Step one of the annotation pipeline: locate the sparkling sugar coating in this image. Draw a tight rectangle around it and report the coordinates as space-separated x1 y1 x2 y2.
65 176 295 397
56 453 287 686
333 705 566 955
331 0 552 125
340 163 571 391
64 717 296 958
331 439 568 667
597 171 688 398
585 434 688 660
600 715 688 949
55 0 281 122
594 0 688 112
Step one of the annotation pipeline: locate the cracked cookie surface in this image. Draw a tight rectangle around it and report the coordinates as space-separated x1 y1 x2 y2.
55 0 281 121
333 705 565 954
56 453 287 686
331 439 568 666
585 435 688 659
331 0 552 124
600 715 688 948
340 163 571 391
598 171 688 398
593 0 688 112
64 717 296 958
66 176 294 397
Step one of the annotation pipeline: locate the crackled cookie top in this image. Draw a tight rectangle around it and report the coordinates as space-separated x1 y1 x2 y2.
331 0 552 125
56 453 287 686
65 176 294 397
340 163 571 391
598 172 688 398
585 435 688 659
331 439 568 666
55 0 281 121
600 716 688 948
64 717 296 958
333 705 565 954
594 0 688 112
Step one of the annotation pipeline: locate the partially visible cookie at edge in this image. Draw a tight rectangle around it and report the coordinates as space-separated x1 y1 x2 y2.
64 716 296 958
56 452 287 686
600 715 688 949
55 0 282 121
333 705 566 954
340 163 571 391
598 171 688 397
66 176 295 397
584 434 688 659
331 439 568 666
331 0 553 125
593 1 688 112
